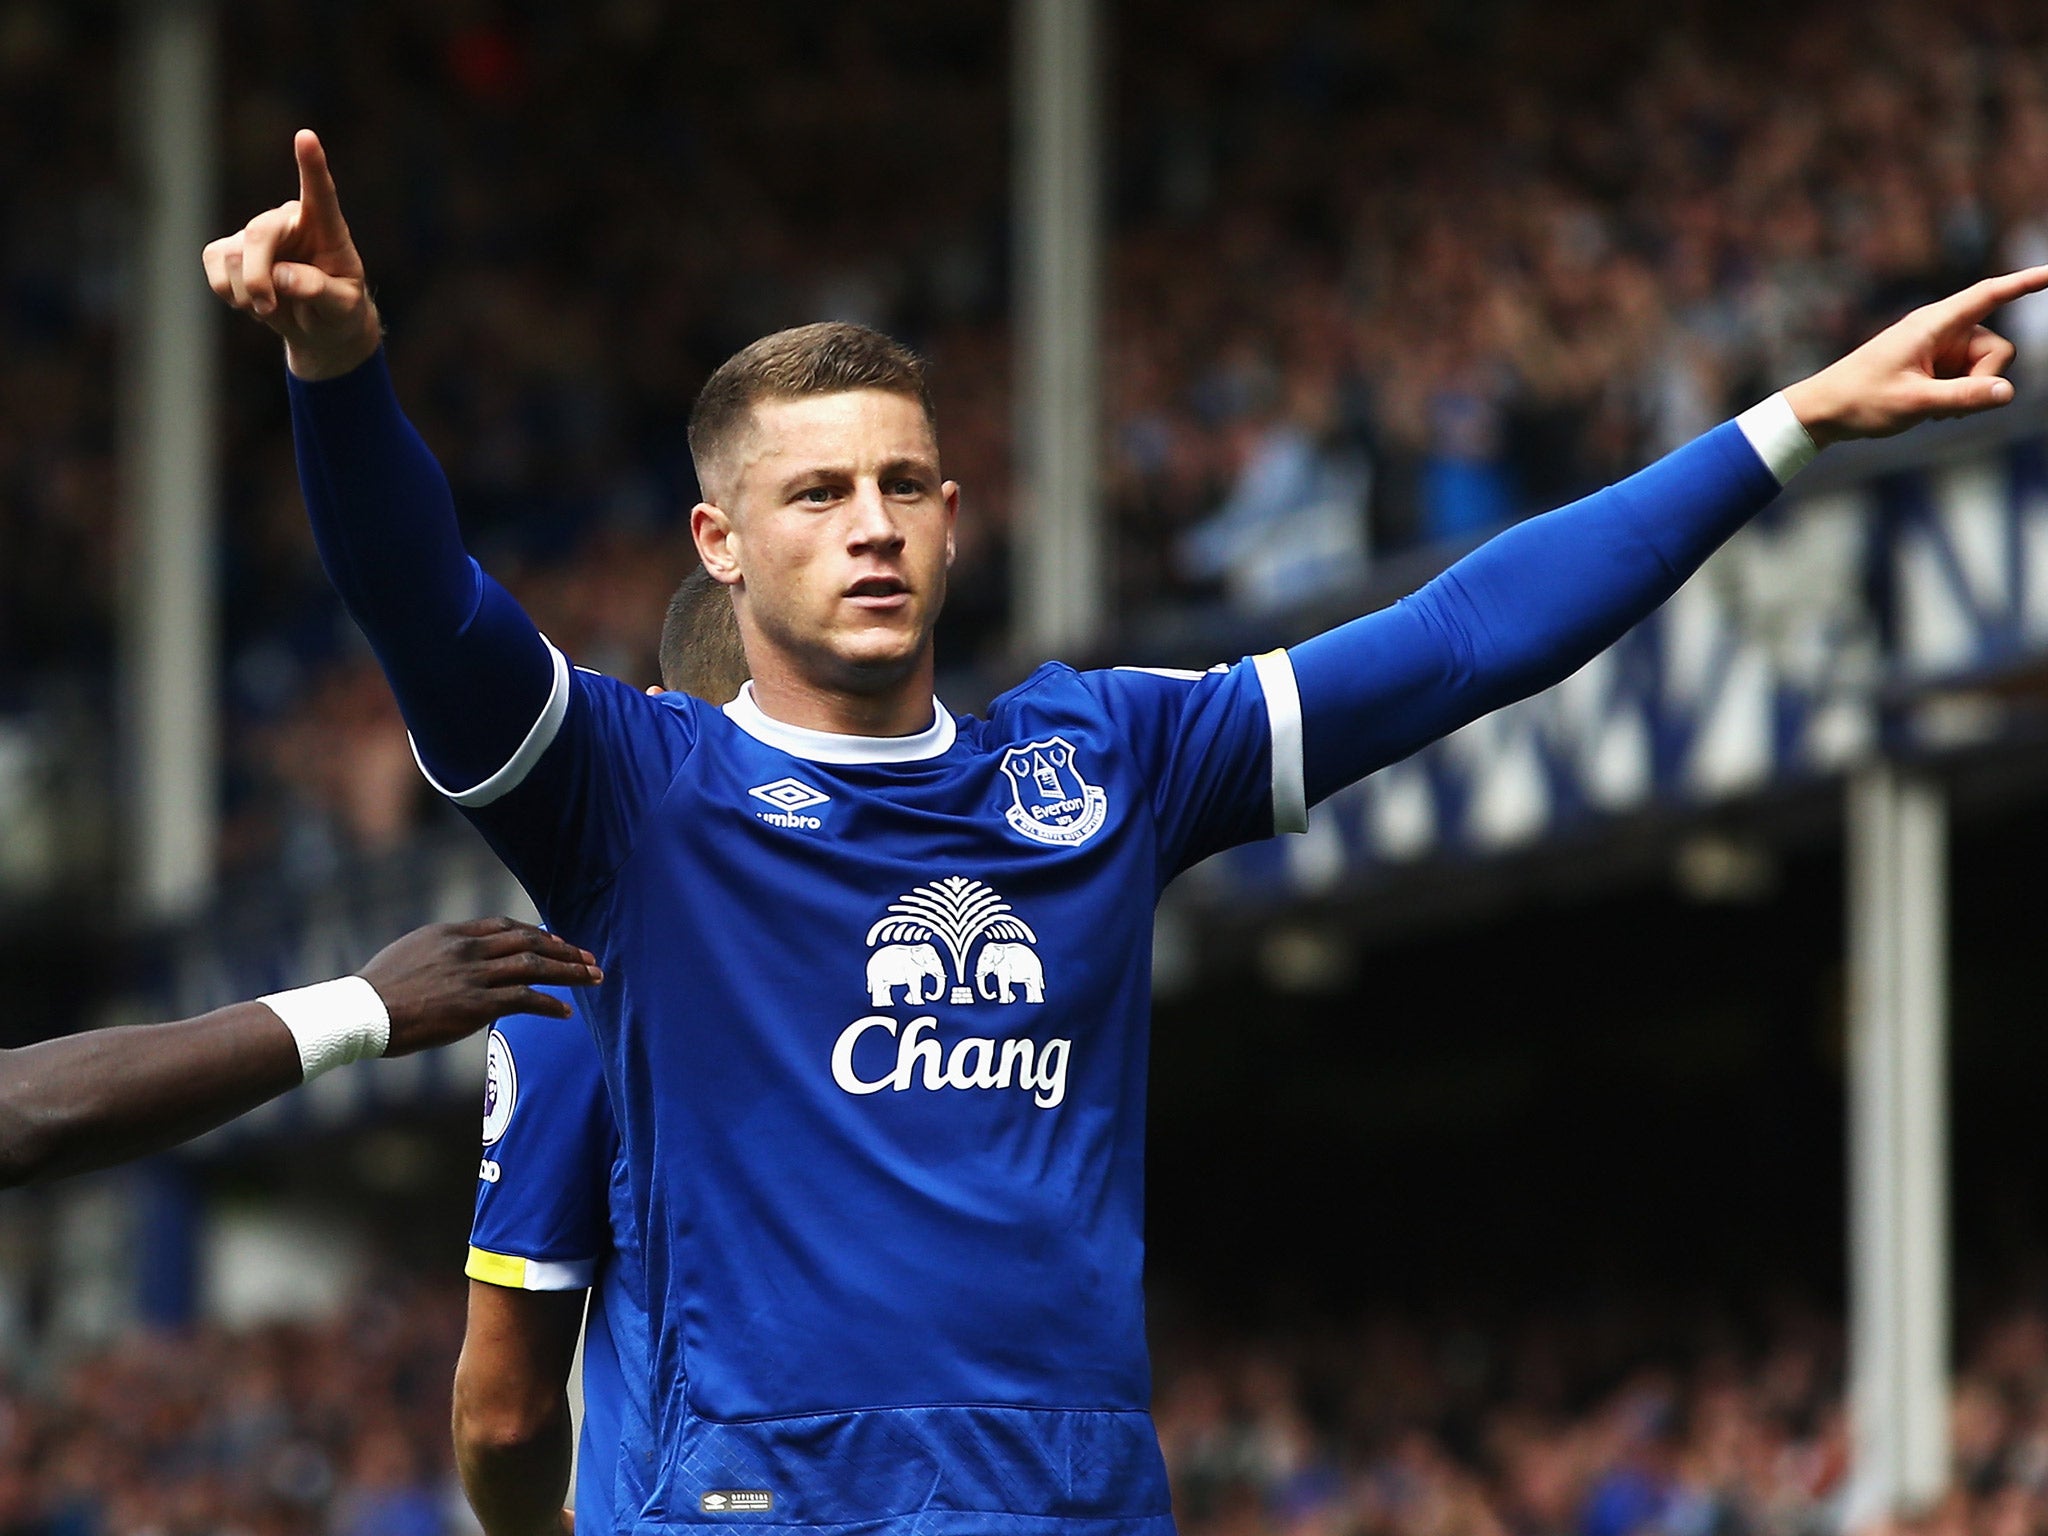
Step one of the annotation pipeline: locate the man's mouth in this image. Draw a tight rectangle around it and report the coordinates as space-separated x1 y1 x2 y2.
845 576 910 605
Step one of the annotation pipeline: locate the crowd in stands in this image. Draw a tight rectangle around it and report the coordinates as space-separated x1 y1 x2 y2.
8 1277 2048 1535
9 0 2048 882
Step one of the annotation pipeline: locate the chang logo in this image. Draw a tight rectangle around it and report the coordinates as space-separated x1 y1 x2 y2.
835 877 1069 1109
832 1017 1070 1108
865 876 1042 1007
481 1029 517 1147
999 737 1107 847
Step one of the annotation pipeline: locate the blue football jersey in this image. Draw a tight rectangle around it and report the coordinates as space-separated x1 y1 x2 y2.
468 994 653 1533
438 651 1306 1535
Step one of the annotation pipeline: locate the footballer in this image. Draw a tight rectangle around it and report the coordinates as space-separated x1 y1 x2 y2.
208 129 2044 1535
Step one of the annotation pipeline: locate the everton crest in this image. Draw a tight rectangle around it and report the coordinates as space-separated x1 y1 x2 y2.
999 736 1108 847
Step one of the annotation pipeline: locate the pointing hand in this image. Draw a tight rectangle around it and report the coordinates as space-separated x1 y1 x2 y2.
201 130 381 381
1785 266 2048 447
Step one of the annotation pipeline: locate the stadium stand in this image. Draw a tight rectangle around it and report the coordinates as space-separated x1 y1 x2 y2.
9 1 2048 1529
6 1279 2048 1536
9 0 2048 885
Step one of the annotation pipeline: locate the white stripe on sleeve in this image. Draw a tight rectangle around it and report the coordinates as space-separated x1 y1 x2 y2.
1251 649 1308 834
410 639 572 808
522 1256 597 1290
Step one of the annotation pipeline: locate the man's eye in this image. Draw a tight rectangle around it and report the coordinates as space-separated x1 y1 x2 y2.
800 486 836 505
888 480 922 497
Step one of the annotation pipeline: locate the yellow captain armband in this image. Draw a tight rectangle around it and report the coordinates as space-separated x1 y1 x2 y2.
465 1246 596 1291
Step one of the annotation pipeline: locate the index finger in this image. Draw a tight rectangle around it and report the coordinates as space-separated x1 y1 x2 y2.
293 129 346 240
1926 265 2048 330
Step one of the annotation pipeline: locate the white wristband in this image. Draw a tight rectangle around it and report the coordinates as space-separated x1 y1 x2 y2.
1735 393 1820 486
259 976 392 1082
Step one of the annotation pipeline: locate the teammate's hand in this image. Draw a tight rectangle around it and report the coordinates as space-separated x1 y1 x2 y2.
356 918 603 1056
201 129 381 381
1784 265 2048 447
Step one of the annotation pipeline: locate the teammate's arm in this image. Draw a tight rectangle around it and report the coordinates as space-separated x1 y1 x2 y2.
1286 268 2048 804
453 1282 582 1536
0 918 600 1187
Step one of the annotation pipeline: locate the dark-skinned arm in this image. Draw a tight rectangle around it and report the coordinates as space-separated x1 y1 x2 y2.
0 918 601 1187
453 1280 584 1536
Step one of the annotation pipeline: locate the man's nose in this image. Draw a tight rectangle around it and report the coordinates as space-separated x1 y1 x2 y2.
846 482 904 551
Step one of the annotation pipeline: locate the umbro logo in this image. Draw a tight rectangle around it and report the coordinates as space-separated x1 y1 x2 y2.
701 1490 773 1514
749 777 830 829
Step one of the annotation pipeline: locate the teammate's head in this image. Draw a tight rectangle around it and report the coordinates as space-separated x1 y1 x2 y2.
687 322 957 702
657 564 751 704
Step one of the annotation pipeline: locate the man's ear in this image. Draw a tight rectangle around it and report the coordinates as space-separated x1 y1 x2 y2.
942 479 960 569
691 502 743 586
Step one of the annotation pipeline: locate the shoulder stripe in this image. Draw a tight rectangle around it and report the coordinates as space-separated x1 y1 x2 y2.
1111 664 1226 681
412 639 572 808
466 1245 596 1292
1251 649 1308 835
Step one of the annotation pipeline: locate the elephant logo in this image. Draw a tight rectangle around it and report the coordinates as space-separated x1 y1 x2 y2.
975 942 1045 1004
999 737 1107 847
865 876 1047 1005
866 943 946 1006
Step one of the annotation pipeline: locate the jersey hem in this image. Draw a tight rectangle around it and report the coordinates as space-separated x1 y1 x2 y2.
681 1400 1158 1427
630 1515 1175 1535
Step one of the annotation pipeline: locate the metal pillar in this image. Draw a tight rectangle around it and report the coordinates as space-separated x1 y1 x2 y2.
1845 764 1951 1524
1012 0 1105 657
125 0 219 918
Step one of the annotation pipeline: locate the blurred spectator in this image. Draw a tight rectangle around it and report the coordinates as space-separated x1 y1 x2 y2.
6 1268 2048 1534
10 0 2048 878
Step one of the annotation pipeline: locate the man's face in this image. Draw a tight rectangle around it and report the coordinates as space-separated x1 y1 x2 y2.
691 390 957 695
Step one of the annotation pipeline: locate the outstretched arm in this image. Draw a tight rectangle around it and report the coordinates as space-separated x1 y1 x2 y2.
203 131 556 796
0 919 601 1186
1289 268 2048 806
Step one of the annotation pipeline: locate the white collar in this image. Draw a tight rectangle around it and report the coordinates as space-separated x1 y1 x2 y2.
721 681 957 764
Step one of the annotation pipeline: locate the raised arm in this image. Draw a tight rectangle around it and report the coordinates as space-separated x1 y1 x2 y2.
203 131 556 795
1291 268 2048 805
0 920 601 1187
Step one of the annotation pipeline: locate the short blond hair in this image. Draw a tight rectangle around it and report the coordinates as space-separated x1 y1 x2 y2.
687 322 935 496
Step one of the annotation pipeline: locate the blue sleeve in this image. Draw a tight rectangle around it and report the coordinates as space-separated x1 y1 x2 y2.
1078 657 1299 880
288 350 698 911
288 349 553 792
468 995 616 1291
1291 419 1783 804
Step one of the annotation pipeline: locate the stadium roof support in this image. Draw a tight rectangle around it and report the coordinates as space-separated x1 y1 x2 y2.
1845 764 1951 1523
1012 0 1106 657
123 0 219 919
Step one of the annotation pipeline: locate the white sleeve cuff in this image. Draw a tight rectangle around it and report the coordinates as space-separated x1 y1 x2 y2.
260 975 391 1082
410 639 571 808
1251 650 1308 834
1735 393 1819 486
